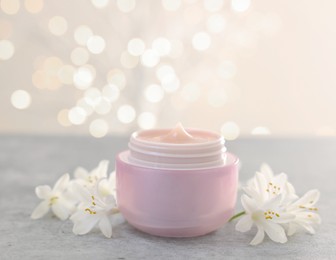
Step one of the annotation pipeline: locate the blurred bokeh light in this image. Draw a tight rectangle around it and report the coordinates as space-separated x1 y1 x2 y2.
0 0 335 139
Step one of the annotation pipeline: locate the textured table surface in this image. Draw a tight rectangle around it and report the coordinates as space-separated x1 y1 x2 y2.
1 136 335 260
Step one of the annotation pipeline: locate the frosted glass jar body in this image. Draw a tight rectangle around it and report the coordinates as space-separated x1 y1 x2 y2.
116 151 239 237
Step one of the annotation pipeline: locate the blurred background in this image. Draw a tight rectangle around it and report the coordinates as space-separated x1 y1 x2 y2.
0 0 335 139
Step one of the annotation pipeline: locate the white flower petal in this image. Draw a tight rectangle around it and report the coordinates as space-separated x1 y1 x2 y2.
105 195 116 207
274 173 288 190
282 191 299 205
241 195 258 213
99 216 112 238
52 203 69 220
287 189 320 212
35 185 52 199
246 178 255 189
95 177 108 199
72 213 100 235
62 186 79 206
296 189 320 207
93 160 109 179
260 163 274 179
235 215 253 232
291 212 321 232
74 167 89 179
263 221 287 244
53 173 70 192
288 219 318 235
302 222 317 234
255 172 268 199
109 171 116 186
250 225 265 245
70 210 85 221
296 211 315 221
287 223 298 236
92 180 111 208
313 213 322 224
301 223 316 234
31 201 50 219
303 212 321 225
262 194 282 209
286 182 296 196
98 172 117 198
272 213 295 224
72 182 92 203
242 187 261 202
98 181 111 197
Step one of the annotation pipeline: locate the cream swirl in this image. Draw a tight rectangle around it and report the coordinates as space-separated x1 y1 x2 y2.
127 123 227 169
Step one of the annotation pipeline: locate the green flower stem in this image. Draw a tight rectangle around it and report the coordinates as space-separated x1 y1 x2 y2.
228 211 246 222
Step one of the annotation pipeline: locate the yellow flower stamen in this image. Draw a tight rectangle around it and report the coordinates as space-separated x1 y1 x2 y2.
85 208 96 214
49 196 58 206
84 195 98 214
266 182 281 195
264 210 280 220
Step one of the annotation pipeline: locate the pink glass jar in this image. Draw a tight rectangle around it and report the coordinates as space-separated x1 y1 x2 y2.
116 126 239 237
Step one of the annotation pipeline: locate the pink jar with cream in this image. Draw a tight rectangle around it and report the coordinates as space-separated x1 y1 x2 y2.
116 123 239 237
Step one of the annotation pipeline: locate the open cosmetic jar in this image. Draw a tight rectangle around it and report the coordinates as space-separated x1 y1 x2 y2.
116 124 239 237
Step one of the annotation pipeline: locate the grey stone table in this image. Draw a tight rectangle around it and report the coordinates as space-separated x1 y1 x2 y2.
1 136 336 259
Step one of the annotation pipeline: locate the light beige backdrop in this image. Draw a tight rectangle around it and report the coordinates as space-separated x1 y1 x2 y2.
0 0 334 138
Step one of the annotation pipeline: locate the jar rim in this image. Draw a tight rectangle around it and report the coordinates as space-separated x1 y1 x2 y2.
131 127 224 147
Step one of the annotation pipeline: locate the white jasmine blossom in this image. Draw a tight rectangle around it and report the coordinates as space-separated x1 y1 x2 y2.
31 173 75 220
99 171 117 198
245 163 297 204
286 189 321 236
31 160 121 238
70 181 119 238
236 194 295 245
234 164 321 245
73 160 109 188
